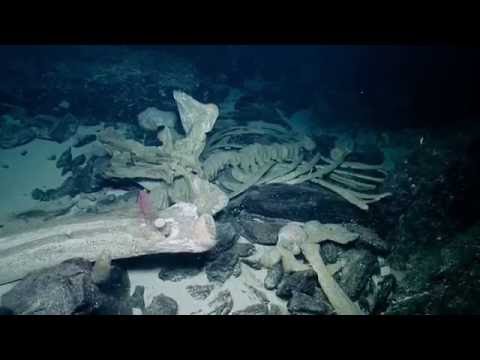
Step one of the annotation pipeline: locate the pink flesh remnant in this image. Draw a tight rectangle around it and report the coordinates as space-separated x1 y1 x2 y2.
137 190 156 225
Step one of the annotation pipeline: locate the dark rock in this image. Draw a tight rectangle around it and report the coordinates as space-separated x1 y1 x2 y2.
232 303 269 315
96 265 130 299
0 119 36 149
94 295 133 315
373 274 396 314
58 153 86 176
264 261 284 290
276 270 317 299
157 254 205 282
287 290 331 315
336 249 378 300
144 132 162 146
97 194 117 207
234 211 289 245
357 278 376 314
56 147 72 169
345 224 390 254
208 290 233 315
52 113 79 142
232 183 369 224
73 134 97 148
232 242 256 257
206 222 238 259
1 164 9 169
385 291 433 315
74 156 109 193
71 154 86 168
128 285 146 311
205 250 239 283
33 113 79 143
21 150 28 156
47 154 57 161
319 242 343 264
31 188 47 201
268 304 283 315
145 294 178 315
61 166 72 176
0 306 14 315
39 155 109 201
0 258 131 315
186 284 215 301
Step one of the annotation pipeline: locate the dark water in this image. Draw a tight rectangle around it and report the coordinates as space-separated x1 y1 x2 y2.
0 45 479 315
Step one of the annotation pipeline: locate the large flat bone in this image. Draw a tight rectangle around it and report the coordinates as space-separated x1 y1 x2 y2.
0 202 216 285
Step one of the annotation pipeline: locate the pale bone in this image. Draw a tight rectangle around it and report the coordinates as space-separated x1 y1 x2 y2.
0 202 216 285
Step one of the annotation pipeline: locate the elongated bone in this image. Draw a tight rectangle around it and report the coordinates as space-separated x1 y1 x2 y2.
0 202 216 285
266 221 364 315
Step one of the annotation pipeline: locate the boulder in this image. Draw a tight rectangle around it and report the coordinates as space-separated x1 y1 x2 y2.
234 211 290 245
145 294 178 315
205 250 239 283
0 258 131 315
287 289 331 315
264 261 284 290
232 183 369 224
276 270 317 299
336 249 378 300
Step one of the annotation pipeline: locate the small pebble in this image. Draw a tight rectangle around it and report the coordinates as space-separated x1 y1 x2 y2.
21 150 28 156
186 284 215 301
1 164 9 169
47 155 57 161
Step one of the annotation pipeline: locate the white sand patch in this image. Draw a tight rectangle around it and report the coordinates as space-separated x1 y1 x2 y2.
0 124 107 300
129 266 287 315
0 139 70 218
128 245 288 315
0 125 104 222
